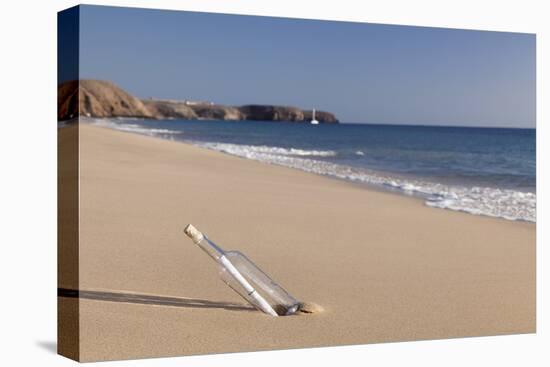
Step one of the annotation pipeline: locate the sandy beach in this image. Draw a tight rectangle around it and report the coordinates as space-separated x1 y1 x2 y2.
61 123 535 361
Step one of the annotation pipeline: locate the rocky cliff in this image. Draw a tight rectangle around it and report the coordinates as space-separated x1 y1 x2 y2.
189 104 245 121
141 99 197 120
58 80 339 123
239 105 305 122
58 80 153 121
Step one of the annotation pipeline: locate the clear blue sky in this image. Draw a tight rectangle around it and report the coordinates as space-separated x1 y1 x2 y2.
77 5 535 127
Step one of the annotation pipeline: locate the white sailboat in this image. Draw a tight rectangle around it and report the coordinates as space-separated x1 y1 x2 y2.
310 108 319 125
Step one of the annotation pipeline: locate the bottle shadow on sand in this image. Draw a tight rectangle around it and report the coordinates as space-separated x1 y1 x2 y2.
57 288 256 312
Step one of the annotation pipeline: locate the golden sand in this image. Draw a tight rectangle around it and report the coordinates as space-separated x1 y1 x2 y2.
60 124 535 361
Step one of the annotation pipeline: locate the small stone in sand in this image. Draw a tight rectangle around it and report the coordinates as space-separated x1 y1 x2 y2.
298 302 324 315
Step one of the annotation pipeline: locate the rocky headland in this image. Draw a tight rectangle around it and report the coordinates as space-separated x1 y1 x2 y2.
58 80 339 124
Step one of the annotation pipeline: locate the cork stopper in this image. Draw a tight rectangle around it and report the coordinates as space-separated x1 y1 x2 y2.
184 224 204 243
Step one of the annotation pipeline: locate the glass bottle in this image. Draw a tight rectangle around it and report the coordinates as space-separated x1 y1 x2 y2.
183 224 300 316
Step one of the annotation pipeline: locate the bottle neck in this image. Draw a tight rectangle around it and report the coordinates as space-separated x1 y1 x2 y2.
196 236 225 261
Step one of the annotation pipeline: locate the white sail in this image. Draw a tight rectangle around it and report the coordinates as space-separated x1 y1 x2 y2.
311 108 319 125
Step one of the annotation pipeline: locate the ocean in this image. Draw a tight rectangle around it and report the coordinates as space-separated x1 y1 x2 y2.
87 118 536 222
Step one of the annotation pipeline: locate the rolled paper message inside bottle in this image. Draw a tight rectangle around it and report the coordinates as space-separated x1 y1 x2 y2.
183 224 301 316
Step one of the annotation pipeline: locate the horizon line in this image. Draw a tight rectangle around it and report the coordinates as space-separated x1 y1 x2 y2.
62 79 535 129
340 121 536 129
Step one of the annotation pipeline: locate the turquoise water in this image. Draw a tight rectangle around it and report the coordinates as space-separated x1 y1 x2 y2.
87 118 536 222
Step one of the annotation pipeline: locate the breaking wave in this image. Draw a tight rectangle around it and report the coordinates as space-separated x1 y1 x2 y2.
88 118 182 137
195 141 536 222
85 118 535 222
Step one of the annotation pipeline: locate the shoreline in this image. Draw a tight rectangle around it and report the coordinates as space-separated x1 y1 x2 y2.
77 121 441 213
80 119 536 223
67 123 535 361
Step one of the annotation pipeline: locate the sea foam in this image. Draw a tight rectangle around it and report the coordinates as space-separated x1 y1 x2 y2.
89 118 182 137
84 118 535 223
198 142 336 158
195 141 536 222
